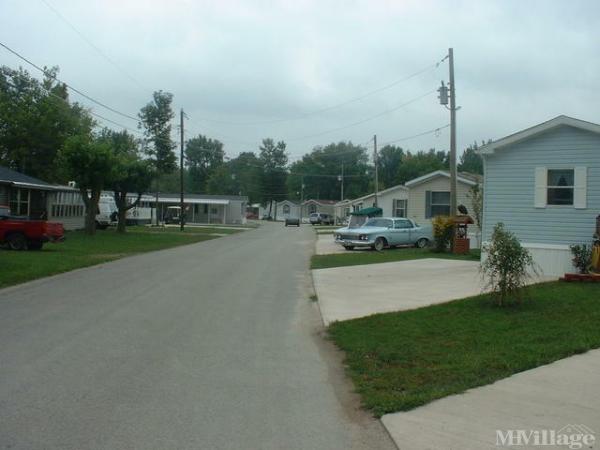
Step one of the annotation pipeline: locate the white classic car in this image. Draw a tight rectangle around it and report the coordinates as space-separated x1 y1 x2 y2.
334 217 432 251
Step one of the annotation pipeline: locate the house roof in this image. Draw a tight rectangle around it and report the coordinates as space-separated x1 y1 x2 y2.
349 184 408 204
302 199 338 206
478 115 600 155
156 193 248 202
0 165 58 190
277 200 300 206
404 170 480 187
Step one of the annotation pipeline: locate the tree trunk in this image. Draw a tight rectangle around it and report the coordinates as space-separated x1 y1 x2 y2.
117 209 127 233
82 189 100 235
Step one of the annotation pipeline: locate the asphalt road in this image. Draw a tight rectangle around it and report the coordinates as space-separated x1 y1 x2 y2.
0 222 395 450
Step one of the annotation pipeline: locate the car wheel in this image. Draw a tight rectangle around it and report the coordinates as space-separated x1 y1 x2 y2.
344 246 354 251
374 237 386 252
28 241 43 250
7 233 27 251
416 238 429 249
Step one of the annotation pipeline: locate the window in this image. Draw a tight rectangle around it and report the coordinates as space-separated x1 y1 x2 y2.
393 199 407 217
547 169 574 205
394 219 412 229
309 204 317 214
9 188 29 216
365 218 393 228
283 204 290 214
426 191 450 218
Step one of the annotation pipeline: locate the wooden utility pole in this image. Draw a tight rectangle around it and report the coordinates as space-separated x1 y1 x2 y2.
300 175 305 222
179 108 185 231
448 48 457 217
340 162 344 201
373 134 379 207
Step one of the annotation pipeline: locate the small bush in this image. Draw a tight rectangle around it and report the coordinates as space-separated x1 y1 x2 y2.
432 215 454 253
481 223 536 306
570 244 592 274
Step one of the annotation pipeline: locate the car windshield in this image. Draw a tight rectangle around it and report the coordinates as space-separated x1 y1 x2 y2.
364 218 392 228
310 213 319 217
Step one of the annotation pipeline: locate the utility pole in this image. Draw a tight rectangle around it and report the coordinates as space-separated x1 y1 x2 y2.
373 134 379 207
300 175 305 222
448 48 457 217
179 108 185 231
338 162 344 201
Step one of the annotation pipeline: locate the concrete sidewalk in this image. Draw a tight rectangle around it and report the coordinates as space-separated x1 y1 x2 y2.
313 258 482 325
382 349 600 449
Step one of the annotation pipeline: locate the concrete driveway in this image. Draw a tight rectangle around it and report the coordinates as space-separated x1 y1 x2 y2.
0 222 394 450
313 258 482 325
382 348 600 449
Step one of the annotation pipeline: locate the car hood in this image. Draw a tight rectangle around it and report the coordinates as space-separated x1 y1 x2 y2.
335 226 389 235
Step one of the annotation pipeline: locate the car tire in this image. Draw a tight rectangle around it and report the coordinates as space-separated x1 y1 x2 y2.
416 238 429 249
28 241 43 250
7 233 27 251
374 237 386 252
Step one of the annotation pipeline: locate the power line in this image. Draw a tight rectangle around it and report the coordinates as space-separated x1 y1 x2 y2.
39 0 151 94
285 89 437 142
191 56 447 126
0 41 140 123
377 124 450 147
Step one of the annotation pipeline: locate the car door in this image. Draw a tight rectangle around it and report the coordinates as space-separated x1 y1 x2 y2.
391 219 412 245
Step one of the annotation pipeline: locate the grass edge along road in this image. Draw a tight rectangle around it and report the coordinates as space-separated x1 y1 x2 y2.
311 247 480 270
328 281 600 417
0 226 243 289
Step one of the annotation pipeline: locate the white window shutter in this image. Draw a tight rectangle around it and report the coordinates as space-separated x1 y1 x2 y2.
574 166 587 209
534 167 547 208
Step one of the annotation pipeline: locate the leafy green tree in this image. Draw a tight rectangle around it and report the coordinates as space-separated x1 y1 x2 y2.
0 65 93 181
287 142 371 202
458 142 484 175
59 134 117 234
185 135 224 192
259 138 288 215
98 129 153 233
397 149 448 183
138 91 176 224
378 145 405 188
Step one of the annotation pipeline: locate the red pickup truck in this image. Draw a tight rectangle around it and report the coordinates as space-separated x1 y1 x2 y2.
0 206 65 250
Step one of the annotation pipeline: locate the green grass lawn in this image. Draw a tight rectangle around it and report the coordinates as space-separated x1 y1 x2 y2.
311 247 480 269
0 227 222 288
329 282 600 417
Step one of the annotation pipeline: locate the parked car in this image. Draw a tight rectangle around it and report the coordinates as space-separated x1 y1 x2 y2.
334 217 431 251
285 217 300 227
309 212 334 225
0 205 65 250
164 206 185 224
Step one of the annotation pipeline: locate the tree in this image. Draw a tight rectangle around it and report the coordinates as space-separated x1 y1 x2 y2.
206 152 263 203
185 135 224 192
59 134 117 235
98 129 153 233
0 65 94 181
481 223 537 306
138 91 176 224
112 156 154 233
378 145 405 188
458 142 484 175
397 149 448 183
259 138 288 216
287 142 371 202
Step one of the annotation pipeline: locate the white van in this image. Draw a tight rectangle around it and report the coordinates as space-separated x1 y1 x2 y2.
96 196 117 230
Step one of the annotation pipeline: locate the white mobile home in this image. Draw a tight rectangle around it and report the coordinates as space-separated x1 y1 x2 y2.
274 200 301 221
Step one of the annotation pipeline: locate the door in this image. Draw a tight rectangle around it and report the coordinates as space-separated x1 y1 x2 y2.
390 219 412 245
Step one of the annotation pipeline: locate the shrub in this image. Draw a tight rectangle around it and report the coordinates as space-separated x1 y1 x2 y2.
432 215 454 253
570 244 592 274
481 223 537 306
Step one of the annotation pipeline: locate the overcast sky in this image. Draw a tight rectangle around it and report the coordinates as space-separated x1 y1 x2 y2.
2 0 599 161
